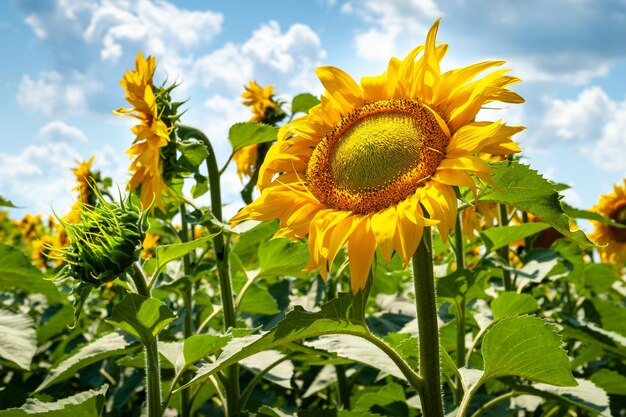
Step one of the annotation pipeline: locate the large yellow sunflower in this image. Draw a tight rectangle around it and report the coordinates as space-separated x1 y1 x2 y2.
231 20 524 292
234 81 285 180
115 52 170 211
589 179 626 266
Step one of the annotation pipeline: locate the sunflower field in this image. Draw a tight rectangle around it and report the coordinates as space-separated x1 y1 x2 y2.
1 19 626 417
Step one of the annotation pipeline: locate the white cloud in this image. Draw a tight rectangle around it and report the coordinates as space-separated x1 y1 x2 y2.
341 0 441 61
17 71 99 115
0 142 82 215
37 121 87 143
193 21 326 94
543 86 626 171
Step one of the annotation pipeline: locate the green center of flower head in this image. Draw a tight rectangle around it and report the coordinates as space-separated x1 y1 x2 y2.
614 204 626 225
307 99 449 214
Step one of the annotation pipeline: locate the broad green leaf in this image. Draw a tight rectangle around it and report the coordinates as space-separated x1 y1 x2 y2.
0 385 107 416
481 315 576 386
291 93 320 115
228 122 279 153
562 319 626 357
589 369 626 395
478 162 594 248
191 173 209 198
353 381 406 412
37 304 73 344
181 292 369 390
232 219 277 267
155 234 215 272
591 299 626 337
0 196 17 208
529 380 610 416
0 244 61 302
239 284 279 315
36 332 137 392
437 270 474 303
257 237 309 278
480 223 551 253
305 334 406 380
491 292 539 321
0 309 36 370
183 334 230 367
256 405 294 417
240 350 294 389
177 140 209 169
107 294 175 344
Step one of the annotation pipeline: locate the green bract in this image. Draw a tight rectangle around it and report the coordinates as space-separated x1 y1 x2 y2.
56 190 148 285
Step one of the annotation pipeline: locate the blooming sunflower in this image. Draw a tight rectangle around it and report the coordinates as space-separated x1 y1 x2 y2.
234 81 286 180
589 179 626 265
115 52 171 212
231 20 525 292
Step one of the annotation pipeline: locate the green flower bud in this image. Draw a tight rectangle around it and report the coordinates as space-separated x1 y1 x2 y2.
56 189 148 286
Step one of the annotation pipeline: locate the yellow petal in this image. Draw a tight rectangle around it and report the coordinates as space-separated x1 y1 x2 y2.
347 217 376 293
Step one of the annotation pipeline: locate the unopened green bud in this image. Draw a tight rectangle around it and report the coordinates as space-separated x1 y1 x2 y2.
56 190 148 286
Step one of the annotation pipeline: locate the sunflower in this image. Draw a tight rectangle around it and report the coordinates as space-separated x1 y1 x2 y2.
115 52 171 212
141 233 160 259
64 156 97 224
234 81 286 181
461 202 500 242
231 20 524 292
589 179 626 265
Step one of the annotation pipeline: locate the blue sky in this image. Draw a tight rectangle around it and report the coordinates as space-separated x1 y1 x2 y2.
1 0 626 218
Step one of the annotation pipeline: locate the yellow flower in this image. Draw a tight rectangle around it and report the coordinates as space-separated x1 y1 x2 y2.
141 233 160 258
115 52 171 212
14 214 43 240
461 202 500 242
589 179 626 265
234 81 285 181
231 20 524 292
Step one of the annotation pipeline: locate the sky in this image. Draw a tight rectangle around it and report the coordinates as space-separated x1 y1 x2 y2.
1 0 626 220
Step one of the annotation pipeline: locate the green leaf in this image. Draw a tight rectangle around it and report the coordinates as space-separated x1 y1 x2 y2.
0 309 36 370
69 282 93 329
36 332 137 392
481 315 576 386
480 223 551 253
181 292 369 390
155 235 215 273
0 244 61 302
0 196 18 208
0 385 107 416
257 237 309 278
228 122 279 153
239 350 294 389
107 294 175 344
478 162 594 248
589 369 626 395
37 304 73 344
183 334 230 368
353 381 406 412
177 140 209 169
490 292 539 321
291 93 320 115
591 299 626 337
239 284 279 315
191 173 209 198
528 380 610 416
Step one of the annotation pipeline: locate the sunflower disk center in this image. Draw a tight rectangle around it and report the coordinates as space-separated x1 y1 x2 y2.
330 112 425 191
610 203 626 242
307 99 449 214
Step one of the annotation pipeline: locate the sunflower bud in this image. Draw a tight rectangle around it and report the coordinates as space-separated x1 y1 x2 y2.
56 190 148 286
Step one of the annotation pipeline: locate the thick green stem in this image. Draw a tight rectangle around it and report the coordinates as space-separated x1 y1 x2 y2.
177 125 239 415
412 227 444 417
497 204 513 291
454 214 466 404
179 205 193 417
325 275 351 410
130 263 162 417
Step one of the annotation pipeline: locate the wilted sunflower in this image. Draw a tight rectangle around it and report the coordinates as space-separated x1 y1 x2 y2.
115 52 171 212
234 81 286 180
231 20 524 292
589 179 626 266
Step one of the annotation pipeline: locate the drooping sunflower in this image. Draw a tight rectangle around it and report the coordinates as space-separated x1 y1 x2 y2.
115 52 171 212
231 20 525 292
589 179 626 266
234 81 286 180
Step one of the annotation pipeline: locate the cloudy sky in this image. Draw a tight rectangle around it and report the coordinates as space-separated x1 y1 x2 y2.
1 0 626 218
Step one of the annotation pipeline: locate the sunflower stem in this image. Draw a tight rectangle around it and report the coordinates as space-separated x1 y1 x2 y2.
326 278 351 410
497 204 513 291
129 263 162 417
412 226 444 417
454 212 466 405
179 204 193 417
176 124 239 416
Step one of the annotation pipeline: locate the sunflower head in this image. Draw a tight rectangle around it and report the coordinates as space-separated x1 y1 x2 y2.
231 19 525 292
115 52 183 212
55 188 148 286
590 179 626 265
